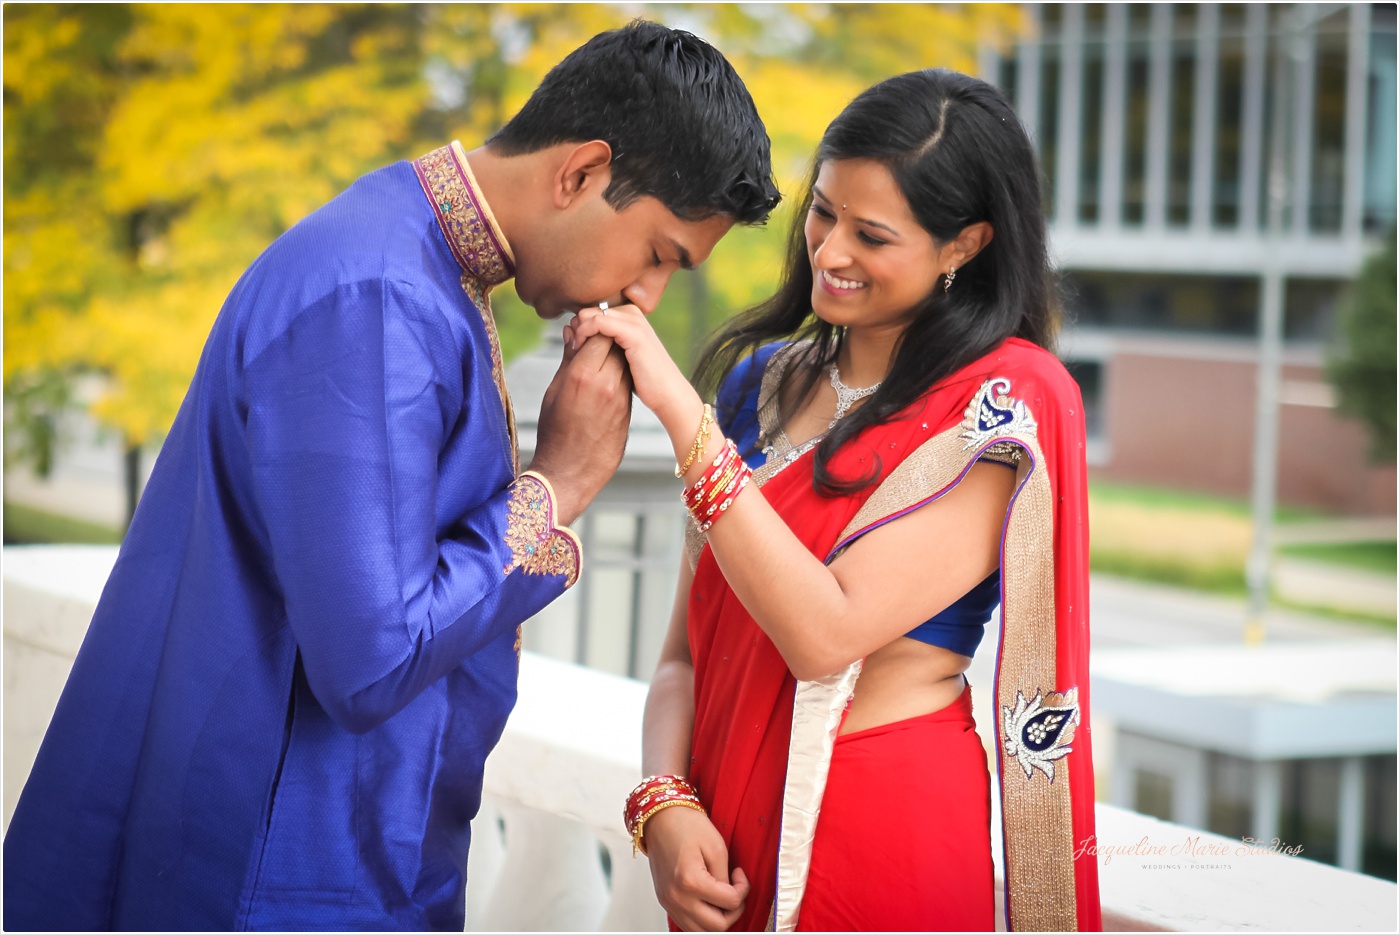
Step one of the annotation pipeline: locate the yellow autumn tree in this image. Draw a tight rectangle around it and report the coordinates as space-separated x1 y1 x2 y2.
4 3 1027 521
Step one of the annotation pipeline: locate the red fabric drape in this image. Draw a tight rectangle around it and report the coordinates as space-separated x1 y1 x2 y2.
685 337 1101 931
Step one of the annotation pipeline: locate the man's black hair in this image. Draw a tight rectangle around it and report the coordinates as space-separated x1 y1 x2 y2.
488 20 781 225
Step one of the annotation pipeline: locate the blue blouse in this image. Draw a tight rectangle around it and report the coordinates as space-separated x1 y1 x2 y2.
715 344 1004 659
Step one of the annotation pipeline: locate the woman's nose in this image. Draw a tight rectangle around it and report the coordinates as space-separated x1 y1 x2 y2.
813 228 853 270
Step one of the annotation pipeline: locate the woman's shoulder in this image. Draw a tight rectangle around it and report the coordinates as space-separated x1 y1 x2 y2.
888 337 1083 439
985 337 1083 406
934 337 1079 405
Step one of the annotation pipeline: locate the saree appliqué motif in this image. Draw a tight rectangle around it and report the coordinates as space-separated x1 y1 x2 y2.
961 376 1036 464
1002 687 1080 783
503 472 581 588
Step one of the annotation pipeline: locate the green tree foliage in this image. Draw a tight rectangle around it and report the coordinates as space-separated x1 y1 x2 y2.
1328 228 1397 463
3 3 1024 472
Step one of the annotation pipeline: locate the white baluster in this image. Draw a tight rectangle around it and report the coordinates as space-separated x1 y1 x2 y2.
599 832 668 932
465 797 506 931
476 803 609 931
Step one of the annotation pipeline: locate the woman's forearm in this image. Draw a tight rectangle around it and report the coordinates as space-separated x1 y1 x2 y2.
658 391 856 680
642 660 698 777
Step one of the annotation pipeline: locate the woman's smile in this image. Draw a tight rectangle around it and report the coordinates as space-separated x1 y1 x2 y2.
817 268 868 295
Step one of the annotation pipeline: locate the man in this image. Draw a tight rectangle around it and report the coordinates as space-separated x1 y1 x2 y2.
3 21 778 931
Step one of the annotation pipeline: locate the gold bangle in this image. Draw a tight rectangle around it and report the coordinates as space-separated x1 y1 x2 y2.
675 404 714 478
633 798 707 857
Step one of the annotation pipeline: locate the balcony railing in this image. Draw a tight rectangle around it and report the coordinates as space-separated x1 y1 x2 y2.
5 545 1397 932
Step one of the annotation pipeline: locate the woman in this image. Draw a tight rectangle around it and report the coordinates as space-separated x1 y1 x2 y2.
569 69 1100 932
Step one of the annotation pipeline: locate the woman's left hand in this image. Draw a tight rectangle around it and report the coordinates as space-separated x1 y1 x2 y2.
567 304 698 428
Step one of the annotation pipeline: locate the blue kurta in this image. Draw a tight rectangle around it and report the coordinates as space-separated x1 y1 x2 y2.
3 143 581 931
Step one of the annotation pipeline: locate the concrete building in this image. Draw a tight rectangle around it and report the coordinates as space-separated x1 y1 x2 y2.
978 3 1397 514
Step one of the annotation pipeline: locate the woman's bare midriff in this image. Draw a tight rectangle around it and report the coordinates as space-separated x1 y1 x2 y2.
839 636 973 735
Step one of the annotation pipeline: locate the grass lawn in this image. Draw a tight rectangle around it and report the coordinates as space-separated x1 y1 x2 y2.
1277 540 1397 575
2 501 123 545
1088 481 1392 600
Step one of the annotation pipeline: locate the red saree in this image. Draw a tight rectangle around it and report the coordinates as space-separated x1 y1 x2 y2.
686 337 1101 932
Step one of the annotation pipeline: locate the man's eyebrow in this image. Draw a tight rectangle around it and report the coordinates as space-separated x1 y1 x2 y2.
811 185 900 236
671 239 695 271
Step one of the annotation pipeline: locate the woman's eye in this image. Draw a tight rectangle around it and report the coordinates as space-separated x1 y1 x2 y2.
858 232 888 246
810 204 835 220
652 250 662 267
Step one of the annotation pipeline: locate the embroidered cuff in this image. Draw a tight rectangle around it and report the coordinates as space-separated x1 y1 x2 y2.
503 471 582 588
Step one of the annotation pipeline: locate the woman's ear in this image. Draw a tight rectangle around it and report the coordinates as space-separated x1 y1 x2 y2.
951 221 994 268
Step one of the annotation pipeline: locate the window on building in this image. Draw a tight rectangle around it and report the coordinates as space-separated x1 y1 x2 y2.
1062 358 1105 447
1134 769 1174 821
1280 757 1342 867
1167 5 1197 227
1364 7 1398 233
1040 4 1062 222
1283 278 1348 341
997 51 1020 109
1064 270 1261 335
1207 751 1255 840
1122 6 1152 226
1213 6 1248 228
530 503 685 681
1363 754 1397 881
1078 6 1105 225
1310 11 1351 233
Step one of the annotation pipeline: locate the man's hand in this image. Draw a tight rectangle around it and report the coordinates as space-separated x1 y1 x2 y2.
528 331 632 526
643 806 750 932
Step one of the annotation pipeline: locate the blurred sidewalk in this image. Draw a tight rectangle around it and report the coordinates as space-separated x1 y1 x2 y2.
1273 557 1396 618
1087 573 1391 648
1273 516 1396 618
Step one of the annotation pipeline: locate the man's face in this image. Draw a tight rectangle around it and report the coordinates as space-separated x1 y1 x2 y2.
516 193 733 319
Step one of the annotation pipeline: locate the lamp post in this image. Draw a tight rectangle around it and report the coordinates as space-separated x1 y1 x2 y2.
1244 4 1331 643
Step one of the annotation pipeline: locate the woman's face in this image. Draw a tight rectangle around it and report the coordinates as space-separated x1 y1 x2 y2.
804 158 945 333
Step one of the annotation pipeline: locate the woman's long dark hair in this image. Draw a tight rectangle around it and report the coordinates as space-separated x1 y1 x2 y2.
693 69 1059 495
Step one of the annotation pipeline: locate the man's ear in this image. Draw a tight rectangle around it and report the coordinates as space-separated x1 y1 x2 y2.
552 140 614 210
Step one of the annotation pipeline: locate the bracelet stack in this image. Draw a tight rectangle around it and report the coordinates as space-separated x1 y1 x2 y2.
681 439 753 534
624 774 706 857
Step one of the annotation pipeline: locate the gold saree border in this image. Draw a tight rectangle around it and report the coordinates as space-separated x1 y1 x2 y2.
772 661 863 932
412 141 519 473
773 377 1081 932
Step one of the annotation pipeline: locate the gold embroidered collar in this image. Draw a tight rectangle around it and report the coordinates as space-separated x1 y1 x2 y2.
412 140 516 288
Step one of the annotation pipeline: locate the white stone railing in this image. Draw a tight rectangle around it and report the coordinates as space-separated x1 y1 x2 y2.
4 545 1397 932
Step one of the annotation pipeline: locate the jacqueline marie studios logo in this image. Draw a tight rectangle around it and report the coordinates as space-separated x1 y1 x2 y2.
1073 835 1305 869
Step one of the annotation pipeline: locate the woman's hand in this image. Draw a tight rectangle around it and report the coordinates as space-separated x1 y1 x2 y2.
643 804 750 932
566 304 698 431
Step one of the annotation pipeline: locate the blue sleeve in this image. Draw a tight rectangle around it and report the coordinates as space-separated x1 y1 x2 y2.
715 343 782 466
243 279 578 734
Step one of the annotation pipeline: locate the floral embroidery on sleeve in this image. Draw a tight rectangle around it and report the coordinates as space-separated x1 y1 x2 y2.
503 471 582 588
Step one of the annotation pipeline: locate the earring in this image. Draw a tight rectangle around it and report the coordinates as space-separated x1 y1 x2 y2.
944 266 957 294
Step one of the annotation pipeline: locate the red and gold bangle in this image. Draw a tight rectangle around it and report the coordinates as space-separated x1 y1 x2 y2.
624 774 705 856
680 438 751 533
682 440 739 508
624 774 697 828
632 798 706 857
